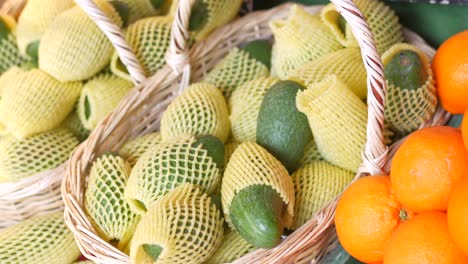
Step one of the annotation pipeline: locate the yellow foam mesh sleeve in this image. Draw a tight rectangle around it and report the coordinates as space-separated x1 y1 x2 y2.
381 43 437 138
221 142 295 228
229 77 279 143
204 48 269 99
0 69 82 138
85 154 140 250
111 16 172 80
299 138 323 167
125 135 222 215
0 128 78 182
320 0 403 55
0 66 24 96
118 0 162 24
0 212 81 264
291 161 354 230
74 261 95 264
16 0 75 55
296 75 367 173
0 18 27 73
77 74 133 130
270 5 342 79
206 229 256 264
118 132 162 167
130 183 224 264
289 48 367 100
39 0 122 82
61 110 90 142
161 82 230 142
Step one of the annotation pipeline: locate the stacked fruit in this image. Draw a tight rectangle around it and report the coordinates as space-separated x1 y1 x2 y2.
335 31 468 264
0 0 242 183
72 1 455 263
0 0 241 263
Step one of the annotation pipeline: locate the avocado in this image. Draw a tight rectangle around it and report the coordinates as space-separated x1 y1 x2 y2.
143 244 163 261
384 50 428 90
109 1 130 27
241 40 272 69
193 135 225 168
189 0 208 31
26 41 40 65
230 184 286 248
150 0 165 9
0 16 11 40
337 14 347 35
256 80 312 173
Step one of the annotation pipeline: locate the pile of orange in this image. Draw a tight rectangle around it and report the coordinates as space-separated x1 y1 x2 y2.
335 31 468 264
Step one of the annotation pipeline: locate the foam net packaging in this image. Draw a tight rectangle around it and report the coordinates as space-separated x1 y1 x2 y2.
130 184 224 264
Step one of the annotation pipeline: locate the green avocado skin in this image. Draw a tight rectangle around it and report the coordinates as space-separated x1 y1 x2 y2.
384 50 427 91
192 135 225 169
143 244 163 261
241 40 272 69
230 184 286 249
319 241 363 264
109 0 130 27
188 0 208 31
0 17 11 40
256 80 312 173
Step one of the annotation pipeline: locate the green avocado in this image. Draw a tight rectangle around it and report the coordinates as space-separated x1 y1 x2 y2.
337 14 347 36
384 50 428 91
193 135 225 168
0 16 11 40
189 0 208 31
241 40 272 69
109 1 130 27
26 41 40 64
143 244 163 261
230 184 286 248
256 80 312 173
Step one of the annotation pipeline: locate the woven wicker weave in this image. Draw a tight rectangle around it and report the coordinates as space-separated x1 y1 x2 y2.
62 1 450 263
0 0 145 229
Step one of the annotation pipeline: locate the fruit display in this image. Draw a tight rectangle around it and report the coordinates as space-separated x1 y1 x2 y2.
4 0 462 262
55 0 462 261
334 29 468 263
0 0 243 262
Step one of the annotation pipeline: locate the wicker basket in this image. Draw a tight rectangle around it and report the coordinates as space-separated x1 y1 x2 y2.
0 0 146 229
61 0 450 263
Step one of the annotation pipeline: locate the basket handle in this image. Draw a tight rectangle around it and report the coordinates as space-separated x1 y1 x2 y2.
166 0 194 74
168 0 389 175
332 0 388 175
73 0 147 85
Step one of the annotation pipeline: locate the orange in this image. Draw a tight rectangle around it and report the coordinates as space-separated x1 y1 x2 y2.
391 126 468 213
432 30 468 114
448 179 468 256
384 211 468 264
463 112 468 151
335 175 402 263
